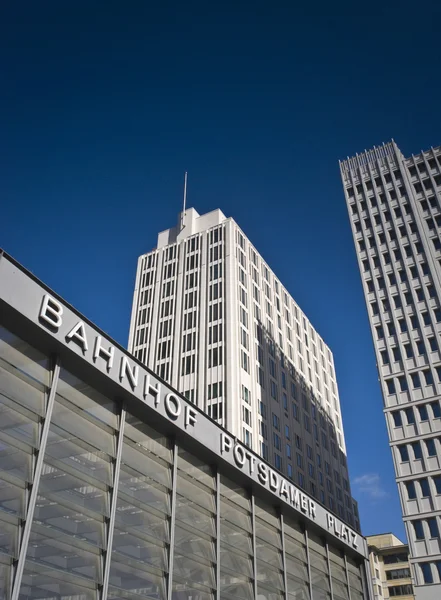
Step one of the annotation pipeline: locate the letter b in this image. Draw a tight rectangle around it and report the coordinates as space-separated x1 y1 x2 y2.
39 295 63 329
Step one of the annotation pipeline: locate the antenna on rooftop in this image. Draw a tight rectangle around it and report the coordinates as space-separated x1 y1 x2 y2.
180 171 187 231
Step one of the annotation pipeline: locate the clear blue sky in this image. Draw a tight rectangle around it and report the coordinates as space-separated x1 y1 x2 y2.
2 1 441 540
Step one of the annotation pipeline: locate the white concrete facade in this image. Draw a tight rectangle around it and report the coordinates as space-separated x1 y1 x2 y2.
340 141 441 599
128 208 359 528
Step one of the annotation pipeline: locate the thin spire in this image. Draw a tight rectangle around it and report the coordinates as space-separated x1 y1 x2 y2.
181 172 187 230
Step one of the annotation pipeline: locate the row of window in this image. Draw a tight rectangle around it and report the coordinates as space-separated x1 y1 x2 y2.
391 402 441 426
354 209 417 235
347 168 403 196
380 337 439 368
386 368 441 394
412 516 439 540
386 567 411 580
389 584 413 597
414 175 441 194
404 475 441 499
398 437 441 462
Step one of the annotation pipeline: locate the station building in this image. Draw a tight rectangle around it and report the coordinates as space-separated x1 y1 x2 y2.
0 251 372 600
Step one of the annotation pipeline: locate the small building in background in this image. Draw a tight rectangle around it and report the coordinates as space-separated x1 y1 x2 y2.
367 533 414 599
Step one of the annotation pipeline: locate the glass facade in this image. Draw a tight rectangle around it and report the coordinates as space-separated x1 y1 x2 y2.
0 322 370 600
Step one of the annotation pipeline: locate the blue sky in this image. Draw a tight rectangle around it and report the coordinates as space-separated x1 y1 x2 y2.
1 1 441 540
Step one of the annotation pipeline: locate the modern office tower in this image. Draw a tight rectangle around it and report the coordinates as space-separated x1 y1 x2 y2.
366 533 414 600
128 207 360 529
340 142 441 599
0 250 373 600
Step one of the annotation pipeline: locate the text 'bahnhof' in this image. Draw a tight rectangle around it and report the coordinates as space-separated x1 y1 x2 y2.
0 251 372 600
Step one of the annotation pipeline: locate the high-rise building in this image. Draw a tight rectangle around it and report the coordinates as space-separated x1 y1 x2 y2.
366 533 414 600
128 207 359 529
340 141 441 598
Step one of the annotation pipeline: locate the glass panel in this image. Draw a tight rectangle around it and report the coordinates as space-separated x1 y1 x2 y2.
255 499 283 593
287 575 310 600
220 572 254 600
0 327 50 598
309 533 330 600
347 556 363 594
220 477 253 600
172 449 216 599
256 590 284 600
329 547 349 599
172 581 214 600
284 517 309 599
109 414 172 599
19 559 97 600
19 368 117 598
107 562 166 600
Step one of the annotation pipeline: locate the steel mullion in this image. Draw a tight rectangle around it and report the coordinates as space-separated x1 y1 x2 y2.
361 557 373 600
305 528 313 600
280 512 288 600
167 442 178 600
326 541 334 600
251 492 257 599
216 469 221 600
11 356 61 600
344 553 352 600
101 403 126 600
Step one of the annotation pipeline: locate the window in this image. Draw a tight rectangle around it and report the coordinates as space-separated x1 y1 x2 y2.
405 481 416 500
392 347 401 362
417 340 425 355
304 414 311 432
411 373 421 389
405 407 415 424
422 312 431 326
292 402 299 421
413 520 424 540
208 346 222 368
412 442 422 460
398 445 409 462
241 350 249 373
420 563 433 584
384 553 409 565
391 410 403 427
386 568 411 580
429 337 438 352
424 370 434 386
386 379 396 394
431 402 441 419
428 518 439 538
426 438 436 457
389 585 414 596
433 476 441 494
398 376 408 392
420 478 431 497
